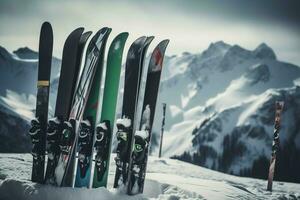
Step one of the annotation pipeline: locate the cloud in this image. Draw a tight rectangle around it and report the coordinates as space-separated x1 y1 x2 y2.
0 0 299 65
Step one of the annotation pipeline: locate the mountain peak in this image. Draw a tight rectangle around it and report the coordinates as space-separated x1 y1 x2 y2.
212 41 231 48
208 41 231 52
0 46 12 61
202 41 231 58
13 47 38 59
253 43 276 60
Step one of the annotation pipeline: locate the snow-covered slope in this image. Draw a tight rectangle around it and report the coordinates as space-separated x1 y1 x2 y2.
0 91 33 152
152 41 300 183
0 153 299 200
0 46 61 113
155 41 299 132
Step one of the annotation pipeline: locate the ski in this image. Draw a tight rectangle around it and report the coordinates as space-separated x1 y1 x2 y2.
54 27 111 187
90 32 129 188
73 28 111 188
127 40 169 194
29 21 53 183
44 28 91 184
267 101 284 191
113 36 154 190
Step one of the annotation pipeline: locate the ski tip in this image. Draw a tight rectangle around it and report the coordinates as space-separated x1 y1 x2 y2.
147 36 155 41
125 36 147 54
142 36 155 53
83 31 93 37
100 27 112 33
156 39 170 52
76 27 85 31
115 32 129 40
144 36 155 46
81 31 93 42
79 31 92 46
109 32 129 52
93 27 112 39
161 39 170 46
147 39 169 72
74 27 85 33
41 21 53 37
41 21 52 29
64 27 84 43
135 36 148 43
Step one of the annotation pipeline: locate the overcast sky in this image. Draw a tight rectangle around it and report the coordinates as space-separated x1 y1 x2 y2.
0 0 299 65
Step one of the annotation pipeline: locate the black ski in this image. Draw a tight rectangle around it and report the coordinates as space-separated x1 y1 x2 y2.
113 36 154 189
29 21 53 183
44 28 92 184
127 40 169 194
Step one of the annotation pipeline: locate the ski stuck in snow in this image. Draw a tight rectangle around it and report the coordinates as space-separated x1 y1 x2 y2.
27 22 170 193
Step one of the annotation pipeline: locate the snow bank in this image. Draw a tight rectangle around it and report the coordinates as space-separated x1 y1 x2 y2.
1 154 300 200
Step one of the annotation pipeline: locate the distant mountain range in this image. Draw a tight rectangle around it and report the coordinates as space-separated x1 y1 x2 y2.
153 41 300 183
0 42 299 183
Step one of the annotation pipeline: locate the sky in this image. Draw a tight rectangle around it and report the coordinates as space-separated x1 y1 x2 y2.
0 0 300 65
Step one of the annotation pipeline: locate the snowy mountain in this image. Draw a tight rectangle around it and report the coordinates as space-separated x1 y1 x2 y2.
0 153 299 200
0 45 60 111
0 46 61 152
153 41 300 183
0 90 33 152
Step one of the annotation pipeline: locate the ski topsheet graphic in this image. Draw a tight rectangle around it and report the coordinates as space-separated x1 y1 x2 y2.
44 28 88 184
113 36 154 189
90 32 129 188
127 40 169 195
29 21 53 183
267 101 284 191
73 28 111 188
54 28 111 187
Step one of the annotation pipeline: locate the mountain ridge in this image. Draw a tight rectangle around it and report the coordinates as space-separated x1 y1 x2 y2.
155 41 300 183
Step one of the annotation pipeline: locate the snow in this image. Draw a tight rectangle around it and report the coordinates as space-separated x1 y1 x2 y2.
97 122 108 130
169 105 182 118
135 130 149 139
0 153 299 200
11 54 38 62
163 120 195 157
116 118 131 127
80 119 91 127
0 90 35 121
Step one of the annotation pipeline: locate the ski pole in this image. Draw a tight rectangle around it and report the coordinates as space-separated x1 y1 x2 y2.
267 101 284 191
159 103 166 158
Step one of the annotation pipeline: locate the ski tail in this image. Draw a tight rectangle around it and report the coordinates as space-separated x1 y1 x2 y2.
127 39 169 195
30 21 53 183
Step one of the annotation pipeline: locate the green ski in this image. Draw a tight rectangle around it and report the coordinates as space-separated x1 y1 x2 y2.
90 32 129 188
